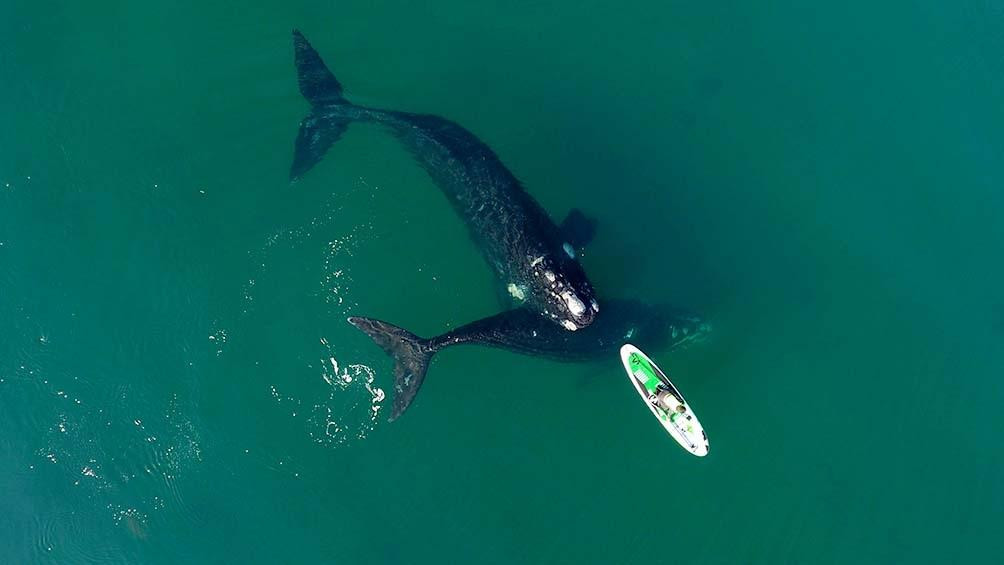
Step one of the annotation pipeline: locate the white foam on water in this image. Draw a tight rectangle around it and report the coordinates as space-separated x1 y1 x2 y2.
208 326 228 357
21 361 206 530
306 344 385 448
241 183 373 318
266 351 385 450
244 182 386 450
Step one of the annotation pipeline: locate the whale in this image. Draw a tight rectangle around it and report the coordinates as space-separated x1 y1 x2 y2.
348 300 711 420
289 30 600 330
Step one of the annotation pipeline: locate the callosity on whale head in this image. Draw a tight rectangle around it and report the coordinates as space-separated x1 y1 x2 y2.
525 246 599 331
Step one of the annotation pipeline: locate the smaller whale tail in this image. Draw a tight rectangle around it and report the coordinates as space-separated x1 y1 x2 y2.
347 317 439 422
290 30 353 181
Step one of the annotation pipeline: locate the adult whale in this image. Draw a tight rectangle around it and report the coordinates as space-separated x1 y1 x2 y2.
289 30 599 330
349 300 711 420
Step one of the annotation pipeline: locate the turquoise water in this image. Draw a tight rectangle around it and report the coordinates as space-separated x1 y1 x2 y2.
3 2 1003 563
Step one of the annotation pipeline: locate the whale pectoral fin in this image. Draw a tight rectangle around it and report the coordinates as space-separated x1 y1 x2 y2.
290 113 349 181
559 209 597 248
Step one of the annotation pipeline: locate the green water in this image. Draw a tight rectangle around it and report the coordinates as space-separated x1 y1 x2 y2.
3 2 1003 563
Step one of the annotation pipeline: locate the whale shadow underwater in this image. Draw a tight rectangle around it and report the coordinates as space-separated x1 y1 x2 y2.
288 31 708 419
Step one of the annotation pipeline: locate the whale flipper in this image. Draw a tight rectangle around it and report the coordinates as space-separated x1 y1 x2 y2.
560 209 597 248
347 317 438 421
290 30 352 180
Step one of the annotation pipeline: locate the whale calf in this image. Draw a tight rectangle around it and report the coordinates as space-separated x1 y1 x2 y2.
349 300 711 420
290 30 599 330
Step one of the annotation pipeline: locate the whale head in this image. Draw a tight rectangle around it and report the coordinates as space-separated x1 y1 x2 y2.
526 250 599 331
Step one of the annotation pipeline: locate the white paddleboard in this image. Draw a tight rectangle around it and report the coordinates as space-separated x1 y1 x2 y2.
620 344 709 456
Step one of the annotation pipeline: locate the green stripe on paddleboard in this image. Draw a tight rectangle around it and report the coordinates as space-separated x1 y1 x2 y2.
629 353 660 395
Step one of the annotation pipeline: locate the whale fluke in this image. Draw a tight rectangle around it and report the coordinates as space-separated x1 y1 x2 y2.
290 114 349 181
293 29 344 106
347 317 438 421
291 30 352 181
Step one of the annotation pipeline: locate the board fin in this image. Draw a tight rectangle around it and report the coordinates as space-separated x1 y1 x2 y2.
348 317 438 421
559 209 597 248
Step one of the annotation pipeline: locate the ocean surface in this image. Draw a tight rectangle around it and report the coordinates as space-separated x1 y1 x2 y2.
3 2 1003 563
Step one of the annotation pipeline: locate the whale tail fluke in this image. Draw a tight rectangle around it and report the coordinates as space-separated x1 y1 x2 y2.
290 30 352 181
293 29 345 106
347 317 438 422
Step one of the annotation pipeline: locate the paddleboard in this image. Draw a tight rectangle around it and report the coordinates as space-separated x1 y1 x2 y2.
620 343 709 456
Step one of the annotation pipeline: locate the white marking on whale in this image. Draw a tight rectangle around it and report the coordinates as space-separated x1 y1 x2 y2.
507 283 526 301
562 291 586 317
